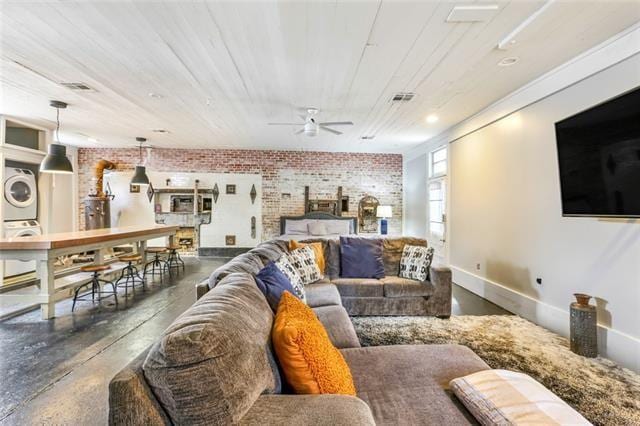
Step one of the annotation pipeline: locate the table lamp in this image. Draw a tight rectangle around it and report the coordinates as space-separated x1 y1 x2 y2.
376 205 392 235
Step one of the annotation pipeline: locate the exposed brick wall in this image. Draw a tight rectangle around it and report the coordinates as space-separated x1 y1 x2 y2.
78 148 403 240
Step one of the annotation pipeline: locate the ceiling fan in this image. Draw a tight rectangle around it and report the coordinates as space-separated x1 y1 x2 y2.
268 108 353 137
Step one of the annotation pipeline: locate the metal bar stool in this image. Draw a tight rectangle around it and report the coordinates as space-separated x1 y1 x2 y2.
166 244 185 275
72 264 118 312
115 254 146 297
144 247 169 283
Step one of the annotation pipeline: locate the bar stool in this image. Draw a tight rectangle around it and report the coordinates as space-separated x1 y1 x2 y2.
144 247 169 283
72 264 118 312
166 244 185 275
115 254 146 296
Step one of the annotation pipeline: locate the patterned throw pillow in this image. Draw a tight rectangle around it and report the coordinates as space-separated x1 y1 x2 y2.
287 246 322 285
275 255 306 302
399 245 434 281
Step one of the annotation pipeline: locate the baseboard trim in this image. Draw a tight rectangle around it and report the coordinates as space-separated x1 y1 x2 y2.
451 266 640 373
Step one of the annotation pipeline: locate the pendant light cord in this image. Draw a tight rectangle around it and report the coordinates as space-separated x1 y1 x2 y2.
55 107 60 143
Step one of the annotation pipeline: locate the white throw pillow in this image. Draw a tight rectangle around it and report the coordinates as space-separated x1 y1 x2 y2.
285 220 309 235
399 245 434 281
325 220 351 235
307 221 328 236
286 246 322 285
275 255 306 302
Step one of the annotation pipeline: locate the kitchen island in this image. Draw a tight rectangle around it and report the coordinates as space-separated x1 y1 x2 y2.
0 225 178 319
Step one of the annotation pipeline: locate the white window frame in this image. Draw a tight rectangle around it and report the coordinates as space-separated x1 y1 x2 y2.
429 145 447 178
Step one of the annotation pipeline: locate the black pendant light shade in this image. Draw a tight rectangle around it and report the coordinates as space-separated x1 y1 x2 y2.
131 137 150 185
40 143 73 174
41 100 74 174
131 165 150 185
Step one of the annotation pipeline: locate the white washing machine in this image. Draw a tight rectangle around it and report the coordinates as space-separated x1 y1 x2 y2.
3 167 38 221
3 220 41 278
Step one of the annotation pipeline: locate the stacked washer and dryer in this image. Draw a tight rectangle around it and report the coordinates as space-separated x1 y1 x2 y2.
3 167 42 279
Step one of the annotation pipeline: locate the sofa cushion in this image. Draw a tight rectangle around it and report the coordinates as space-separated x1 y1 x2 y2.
332 278 384 298
255 262 297 312
340 236 385 279
143 273 280 425
381 276 434 298
450 369 591 426
313 305 361 349
341 345 490 426
382 237 428 277
250 240 288 265
290 240 325 274
209 252 264 288
305 283 341 308
272 292 356 395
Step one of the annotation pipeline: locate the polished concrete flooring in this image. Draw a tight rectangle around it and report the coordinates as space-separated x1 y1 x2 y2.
0 257 509 425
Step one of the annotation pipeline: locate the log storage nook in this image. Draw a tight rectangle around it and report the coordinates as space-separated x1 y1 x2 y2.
0 225 178 319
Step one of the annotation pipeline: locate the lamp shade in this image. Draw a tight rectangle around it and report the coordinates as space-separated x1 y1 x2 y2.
130 166 150 185
376 205 392 218
40 143 73 174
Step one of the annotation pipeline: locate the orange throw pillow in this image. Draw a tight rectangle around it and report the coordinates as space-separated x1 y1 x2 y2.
289 240 325 274
272 291 356 395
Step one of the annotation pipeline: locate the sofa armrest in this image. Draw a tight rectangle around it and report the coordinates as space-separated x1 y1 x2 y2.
426 264 452 318
239 394 375 425
195 280 209 300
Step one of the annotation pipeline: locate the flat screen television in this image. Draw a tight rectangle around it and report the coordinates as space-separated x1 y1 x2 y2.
555 87 640 217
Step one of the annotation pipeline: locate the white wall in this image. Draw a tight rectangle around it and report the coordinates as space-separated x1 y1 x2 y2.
105 171 262 248
403 27 640 371
403 153 428 238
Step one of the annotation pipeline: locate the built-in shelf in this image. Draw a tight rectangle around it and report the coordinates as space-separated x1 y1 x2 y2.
154 188 214 194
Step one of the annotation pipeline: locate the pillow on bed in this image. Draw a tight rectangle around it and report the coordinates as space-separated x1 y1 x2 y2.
325 220 351 235
285 220 310 235
307 222 328 236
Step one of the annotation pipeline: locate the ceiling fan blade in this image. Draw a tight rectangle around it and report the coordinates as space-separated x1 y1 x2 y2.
320 126 342 135
318 121 353 126
268 122 304 125
294 129 305 135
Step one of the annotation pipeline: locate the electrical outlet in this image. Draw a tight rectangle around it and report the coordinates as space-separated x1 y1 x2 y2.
536 278 542 285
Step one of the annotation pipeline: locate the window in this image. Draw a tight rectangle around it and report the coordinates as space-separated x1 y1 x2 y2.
429 179 445 240
430 146 447 178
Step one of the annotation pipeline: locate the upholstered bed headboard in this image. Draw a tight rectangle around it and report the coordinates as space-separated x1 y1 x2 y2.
280 212 358 235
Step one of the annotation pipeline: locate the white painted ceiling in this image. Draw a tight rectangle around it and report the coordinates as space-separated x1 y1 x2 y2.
1 1 639 153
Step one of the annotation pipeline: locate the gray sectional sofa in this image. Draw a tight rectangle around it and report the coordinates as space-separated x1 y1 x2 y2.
109 271 489 425
196 237 452 317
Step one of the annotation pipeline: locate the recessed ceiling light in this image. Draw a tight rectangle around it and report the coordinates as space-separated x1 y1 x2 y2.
426 114 439 124
148 92 164 99
498 57 519 67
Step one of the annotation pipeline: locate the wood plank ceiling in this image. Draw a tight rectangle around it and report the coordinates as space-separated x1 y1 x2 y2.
1 0 639 153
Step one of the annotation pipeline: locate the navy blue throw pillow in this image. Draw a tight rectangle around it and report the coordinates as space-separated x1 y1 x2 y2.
255 261 296 312
340 236 385 279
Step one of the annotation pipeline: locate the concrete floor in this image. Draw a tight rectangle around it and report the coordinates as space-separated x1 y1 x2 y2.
0 257 509 425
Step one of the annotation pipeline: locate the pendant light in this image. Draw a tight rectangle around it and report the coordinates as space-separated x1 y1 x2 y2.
130 137 150 185
40 100 73 174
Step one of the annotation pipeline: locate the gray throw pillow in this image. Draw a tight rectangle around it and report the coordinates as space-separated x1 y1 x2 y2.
399 245 434 281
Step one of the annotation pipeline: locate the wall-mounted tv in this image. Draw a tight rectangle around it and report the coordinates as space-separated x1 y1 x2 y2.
555 87 640 217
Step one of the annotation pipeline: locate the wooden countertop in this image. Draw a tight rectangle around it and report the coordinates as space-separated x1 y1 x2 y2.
0 225 179 250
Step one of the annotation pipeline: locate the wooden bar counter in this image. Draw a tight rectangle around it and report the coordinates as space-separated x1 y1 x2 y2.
0 225 178 319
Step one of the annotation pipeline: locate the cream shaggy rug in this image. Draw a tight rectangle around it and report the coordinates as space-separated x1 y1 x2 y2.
351 315 640 426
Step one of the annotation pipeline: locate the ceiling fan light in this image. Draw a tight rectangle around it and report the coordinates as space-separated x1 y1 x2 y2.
131 165 150 185
40 143 73 174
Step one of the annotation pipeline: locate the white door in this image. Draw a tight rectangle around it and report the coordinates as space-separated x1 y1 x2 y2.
428 146 448 262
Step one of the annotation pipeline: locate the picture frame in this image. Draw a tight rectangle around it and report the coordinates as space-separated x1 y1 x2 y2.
147 182 155 202
130 184 140 193
226 184 236 194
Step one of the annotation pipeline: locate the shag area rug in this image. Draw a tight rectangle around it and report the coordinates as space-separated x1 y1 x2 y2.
351 315 640 426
